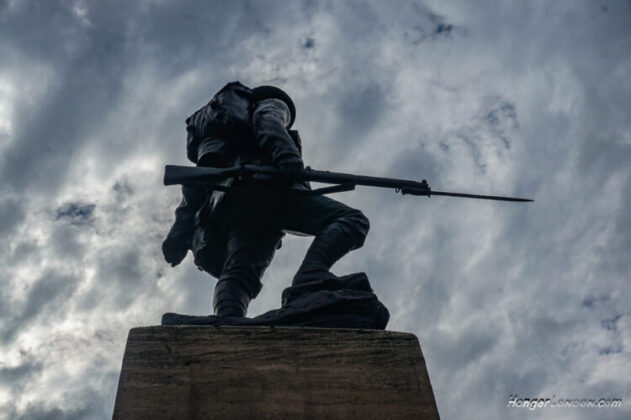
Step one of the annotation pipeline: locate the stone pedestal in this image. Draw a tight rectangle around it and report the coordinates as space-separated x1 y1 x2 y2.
113 326 439 419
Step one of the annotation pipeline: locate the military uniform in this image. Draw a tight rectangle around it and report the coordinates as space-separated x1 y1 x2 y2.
162 82 369 317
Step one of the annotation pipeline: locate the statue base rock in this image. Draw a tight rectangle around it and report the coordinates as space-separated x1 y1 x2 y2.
162 272 390 330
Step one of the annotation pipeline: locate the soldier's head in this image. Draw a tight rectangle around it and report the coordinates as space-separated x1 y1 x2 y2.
251 85 296 128
210 81 296 128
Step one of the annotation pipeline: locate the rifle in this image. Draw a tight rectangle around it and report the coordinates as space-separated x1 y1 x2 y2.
163 164 533 202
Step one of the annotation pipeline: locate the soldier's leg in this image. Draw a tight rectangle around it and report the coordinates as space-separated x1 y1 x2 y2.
277 194 370 285
214 228 283 317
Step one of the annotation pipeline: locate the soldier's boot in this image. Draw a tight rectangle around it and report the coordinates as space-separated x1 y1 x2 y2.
293 211 369 286
213 279 251 317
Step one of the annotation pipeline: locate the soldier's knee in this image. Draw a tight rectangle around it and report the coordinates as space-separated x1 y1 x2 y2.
341 209 370 248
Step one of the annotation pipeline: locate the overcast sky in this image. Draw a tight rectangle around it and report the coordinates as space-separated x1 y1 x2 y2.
1 1 630 419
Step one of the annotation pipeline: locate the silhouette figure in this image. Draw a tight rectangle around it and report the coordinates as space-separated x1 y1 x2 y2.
162 82 369 318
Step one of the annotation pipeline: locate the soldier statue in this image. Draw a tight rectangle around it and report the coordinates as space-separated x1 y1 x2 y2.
162 82 369 318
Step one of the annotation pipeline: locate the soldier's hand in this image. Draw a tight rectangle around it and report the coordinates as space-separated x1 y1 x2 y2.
162 236 188 267
278 157 304 183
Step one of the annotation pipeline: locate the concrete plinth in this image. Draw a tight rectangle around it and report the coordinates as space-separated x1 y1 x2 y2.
113 326 439 419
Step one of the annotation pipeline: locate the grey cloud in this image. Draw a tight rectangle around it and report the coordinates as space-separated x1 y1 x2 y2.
303 37 315 49
94 248 146 310
434 23 453 36
599 344 623 356
336 82 387 139
112 179 134 199
0 358 43 389
601 314 622 332
1 5 128 194
0 196 24 236
604 175 631 277
403 8 458 45
0 0 269 196
47 223 86 260
432 325 499 369
388 141 443 182
55 202 96 226
448 97 519 172
7 390 108 420
480 98 518 150
1 270 79 343
582 295 609 309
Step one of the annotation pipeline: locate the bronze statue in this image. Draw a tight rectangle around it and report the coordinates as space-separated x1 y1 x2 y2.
160 81 531 329
162 82 370 319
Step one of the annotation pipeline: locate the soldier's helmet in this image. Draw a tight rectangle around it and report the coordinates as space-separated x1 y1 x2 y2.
251 85 296 128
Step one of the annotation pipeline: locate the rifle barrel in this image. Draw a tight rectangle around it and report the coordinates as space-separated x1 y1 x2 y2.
243 165 429 190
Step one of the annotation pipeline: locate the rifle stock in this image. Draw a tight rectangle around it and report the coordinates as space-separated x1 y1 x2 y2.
163 165 236 186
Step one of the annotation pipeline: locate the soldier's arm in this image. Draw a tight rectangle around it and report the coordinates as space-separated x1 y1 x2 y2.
162 184 206 266
252 98 303 168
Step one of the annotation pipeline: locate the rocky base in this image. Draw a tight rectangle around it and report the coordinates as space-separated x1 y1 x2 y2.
162 272 390 329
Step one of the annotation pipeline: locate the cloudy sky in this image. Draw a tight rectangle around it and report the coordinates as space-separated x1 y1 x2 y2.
1 0 630 419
